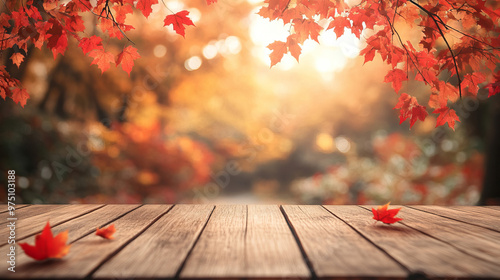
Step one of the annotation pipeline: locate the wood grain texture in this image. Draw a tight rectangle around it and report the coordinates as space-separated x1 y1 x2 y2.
325 205 500 278
0 205 171 279
93 204 214 279
244 205 310 278
182 205 310 278
0 204 29 214
448 206 500 217
363 206 500 267
0 205 64 225
180 205 247 278
409 205 500 232
282 205 407 278
0 204 104 247
485 206 500 211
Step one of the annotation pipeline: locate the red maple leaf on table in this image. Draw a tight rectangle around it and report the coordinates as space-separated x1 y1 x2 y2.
96 224 116 239
19 222 71 260
372 202 403 224
163 10 195 38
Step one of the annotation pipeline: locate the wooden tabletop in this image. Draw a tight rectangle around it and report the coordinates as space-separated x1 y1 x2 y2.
0 204 499 279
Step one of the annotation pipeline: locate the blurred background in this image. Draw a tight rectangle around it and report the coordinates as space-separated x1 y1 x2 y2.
1 0 498 205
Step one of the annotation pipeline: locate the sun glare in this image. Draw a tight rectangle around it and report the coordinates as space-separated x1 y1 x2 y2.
248 8 361 75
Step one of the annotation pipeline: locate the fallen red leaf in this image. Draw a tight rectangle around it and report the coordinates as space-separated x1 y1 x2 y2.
96 224 116 239
19 222 71 260
372 202 402 224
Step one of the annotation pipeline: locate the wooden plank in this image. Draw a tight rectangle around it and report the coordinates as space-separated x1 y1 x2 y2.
93 204 214 279
0 205 65 225
180 205 246 278
281 205 407 278
244 205 310 278
448 206 500 218
0 204 104 247
409 206 500 232
324 205 500 278
181 205 310 278
0 205 171 279
485 206 500 211
0 204 29 214
363 206 500 266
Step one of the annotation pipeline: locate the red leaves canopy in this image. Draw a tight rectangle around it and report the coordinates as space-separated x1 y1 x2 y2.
258 0 500 130
19 222 71 260
1 0 499 131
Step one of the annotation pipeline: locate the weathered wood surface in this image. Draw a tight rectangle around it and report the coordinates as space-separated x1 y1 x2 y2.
0 204 499 279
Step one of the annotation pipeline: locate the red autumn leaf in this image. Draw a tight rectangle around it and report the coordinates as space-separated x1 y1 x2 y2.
433 107 460 130
486 71 500 97
384 68 407 93
96 224 116 239
10 53 24 68
88 48 115 73
11 87 29 107
46 19 67 59
293 18 322 43
163 10 195 38
394 93 428 128
287 35 301 62
327 16 351 38
372 202 403 224
78 36 103 55
136 0 159 18
19 222 71 260
206 0 217 5
116 46 141 76
268 40 287 67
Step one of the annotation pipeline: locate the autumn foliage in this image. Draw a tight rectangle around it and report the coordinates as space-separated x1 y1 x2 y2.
372 202 403 224
0 0 499 130
19 222 71 261
96 224 116 239
258 0 500 129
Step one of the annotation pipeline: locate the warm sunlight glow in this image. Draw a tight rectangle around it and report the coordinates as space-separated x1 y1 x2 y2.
316 133 335 153
203 43 218 59
153 44 167 58
248 9 360 74
335 136 351 153
185 56 202 71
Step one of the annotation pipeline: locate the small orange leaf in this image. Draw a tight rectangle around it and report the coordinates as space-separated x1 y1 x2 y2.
19 222 71 260
10 53 24 68
372 202 403 224
96 224 116 239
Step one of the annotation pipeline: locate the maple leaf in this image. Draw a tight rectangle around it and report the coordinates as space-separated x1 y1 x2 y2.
116 46 140 76
268 40 287 67
96 224 116 239
372 202 403 224
164 10 195 38
433 107 460 130
88 49 115 73
394 93 428 128
19 222 71 260
486 71 500 97
206 0 217 4
327 16 351 38
11 87 29 107
46 19 68 59
384 68 407 93
78 36 103 55
10 53 24 68
136 0 159 18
